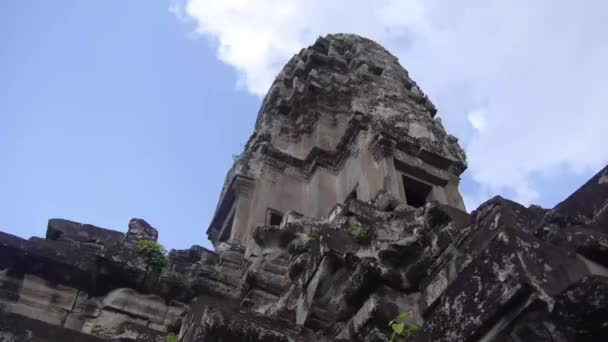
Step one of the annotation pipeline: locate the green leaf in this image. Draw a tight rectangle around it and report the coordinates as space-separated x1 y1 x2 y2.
166 332 178 342
136 240 168 271
392 322 405 334
395 312 410 321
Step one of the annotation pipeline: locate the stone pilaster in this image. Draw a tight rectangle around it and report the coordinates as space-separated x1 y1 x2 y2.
368 134 402 200
229 175 255 244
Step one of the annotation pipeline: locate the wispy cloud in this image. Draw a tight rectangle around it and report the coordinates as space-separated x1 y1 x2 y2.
171 0 608 208
467 108 487 134
169 0 429 95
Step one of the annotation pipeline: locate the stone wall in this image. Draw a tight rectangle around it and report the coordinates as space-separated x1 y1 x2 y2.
0 218 242 341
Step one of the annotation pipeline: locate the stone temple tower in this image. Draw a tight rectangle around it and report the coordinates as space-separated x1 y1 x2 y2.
207 33 467 251
2 33 606 342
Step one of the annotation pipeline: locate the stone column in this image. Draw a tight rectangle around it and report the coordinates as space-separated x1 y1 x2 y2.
444 176 466 211
368 134 401 200
229 176 255 244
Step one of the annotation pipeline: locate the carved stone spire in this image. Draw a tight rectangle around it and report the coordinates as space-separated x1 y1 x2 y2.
208 34 467 248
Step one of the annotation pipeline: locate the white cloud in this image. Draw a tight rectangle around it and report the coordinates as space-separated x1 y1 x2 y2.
172 0 608 208
467 108 487 134
171 0 429 95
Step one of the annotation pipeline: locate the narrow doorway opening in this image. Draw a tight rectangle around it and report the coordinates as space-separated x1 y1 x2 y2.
402 175 432 208
268 209 284 226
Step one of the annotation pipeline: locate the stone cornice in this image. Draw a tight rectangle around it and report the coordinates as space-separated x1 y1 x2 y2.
208 114 468 241
369 134 396 162
207 175 255 242
259 114 367 175
232 176 255 198
254 114 466 179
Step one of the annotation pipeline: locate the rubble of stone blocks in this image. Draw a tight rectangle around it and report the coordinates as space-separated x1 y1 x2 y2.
0 164 606 341
0 218 242 341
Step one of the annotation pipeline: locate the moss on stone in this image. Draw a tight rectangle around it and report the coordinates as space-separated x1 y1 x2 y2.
349 221 371 245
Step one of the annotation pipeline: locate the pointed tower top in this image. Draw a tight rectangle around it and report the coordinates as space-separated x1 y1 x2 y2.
207 34 467 250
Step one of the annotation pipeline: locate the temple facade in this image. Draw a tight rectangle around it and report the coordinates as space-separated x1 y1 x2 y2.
207 34 467 250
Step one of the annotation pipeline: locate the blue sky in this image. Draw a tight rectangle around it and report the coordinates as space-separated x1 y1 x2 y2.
0 1 259 249
1 1 606 251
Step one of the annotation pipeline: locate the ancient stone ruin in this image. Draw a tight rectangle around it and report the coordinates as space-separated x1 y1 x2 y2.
1 34 607 342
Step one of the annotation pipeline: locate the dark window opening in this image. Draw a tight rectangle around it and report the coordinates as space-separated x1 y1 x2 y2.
402 175 432 208
268 210 283 226
371 66 384 76
308 82 321 94
219 212 234 242
278 101 290 115
346 185 358 202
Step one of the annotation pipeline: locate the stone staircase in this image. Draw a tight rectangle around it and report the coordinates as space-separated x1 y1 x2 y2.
241 254 292 313
215 243 246 290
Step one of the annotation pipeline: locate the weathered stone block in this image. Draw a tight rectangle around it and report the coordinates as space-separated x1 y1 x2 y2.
180 296 317 342
549 164 608 230
101 288 168 325
125 218 158 243
0 311 105 342
46 218 123 247
336 286 421 341
552 275 608 341
417 227 589 342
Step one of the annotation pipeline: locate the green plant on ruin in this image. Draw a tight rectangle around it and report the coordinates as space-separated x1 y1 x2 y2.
349 221 371 245
306 231 320 250
166 332 178 342
388 312 418 342
91 324 116 339
136 240 168 272
90 324 105 337
231 143 247 162
307 231 319 241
